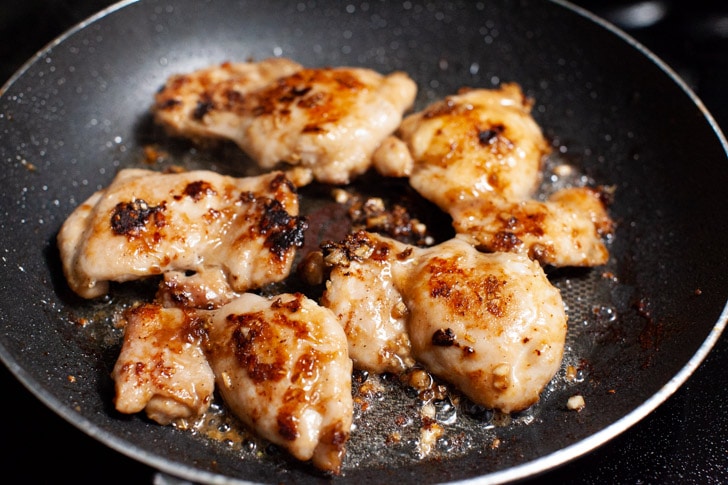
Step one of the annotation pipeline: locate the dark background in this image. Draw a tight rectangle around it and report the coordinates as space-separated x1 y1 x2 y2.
1 1 726 483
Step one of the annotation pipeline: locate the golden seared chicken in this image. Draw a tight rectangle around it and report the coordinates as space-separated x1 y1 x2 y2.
112 303 215 425
153 58 303 143
204 292 353 474
154 58 418 185
57 168 306 300
405 237 567 414
319 231 417 373
372 83 613 267
452 187 614 267
372 83 548 204
319 231 567 413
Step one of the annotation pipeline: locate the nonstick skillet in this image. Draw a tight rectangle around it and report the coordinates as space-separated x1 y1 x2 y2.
1 0 727 483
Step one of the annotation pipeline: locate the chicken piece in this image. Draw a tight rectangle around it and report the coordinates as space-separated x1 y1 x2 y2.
373 83 548 206
154 59 418 185
153 57 303 145
57 168 306 300
319 231 417 373
405 237 567 414
452 187 614 267
319 231 567 413
205 292 353 474
372 83 613 267
112 303 215 425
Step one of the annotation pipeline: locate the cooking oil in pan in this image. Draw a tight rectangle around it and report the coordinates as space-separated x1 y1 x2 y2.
59 143 618 473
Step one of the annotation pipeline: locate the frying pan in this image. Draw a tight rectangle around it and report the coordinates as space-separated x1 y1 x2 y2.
1 0 727 483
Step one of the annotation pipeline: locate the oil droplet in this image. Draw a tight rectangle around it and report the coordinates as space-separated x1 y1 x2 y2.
592 304 617 325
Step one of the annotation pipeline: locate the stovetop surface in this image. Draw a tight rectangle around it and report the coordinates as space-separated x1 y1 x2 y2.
1 1 726 483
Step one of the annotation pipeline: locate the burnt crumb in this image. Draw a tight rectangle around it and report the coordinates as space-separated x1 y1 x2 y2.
430 327 477 356
329 172 454 245
432 328 457 347
478 124 505 145
491 231 522 252
596 184 617 207
277 414 299 441
297 250 327 286
397 247 414 260
222 88 245 111
269 172 297 193
370 242 392 262
289 85 313 100
142 145 170 165
345 195 433 246
320 230 376 267
352 369 370 385
193 99 214 120
180 180 216 201
264 443 281 457
239 191 256 204
422 97 458 119
110 199 166 237
156 98 181 110
271 293 304 313
297 89 322 108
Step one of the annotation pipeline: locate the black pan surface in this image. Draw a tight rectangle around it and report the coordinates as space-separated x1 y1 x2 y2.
1 1 727 483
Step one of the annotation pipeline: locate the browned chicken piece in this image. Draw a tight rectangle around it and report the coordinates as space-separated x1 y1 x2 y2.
57 168 306 300
153 58 303 144
205 292 353 475
112 303 215 425
452 187 614 267
153 58 418 185
405 237 568 414
372 83 613 267
319 231 567 413
320 231 416 373
373 83 547 204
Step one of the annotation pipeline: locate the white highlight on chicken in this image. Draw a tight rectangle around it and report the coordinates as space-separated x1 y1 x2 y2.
112 303 215 425
205 292 353 474
372 83 613 267
319 231 567 413
154 58 418 185
57 168 306 300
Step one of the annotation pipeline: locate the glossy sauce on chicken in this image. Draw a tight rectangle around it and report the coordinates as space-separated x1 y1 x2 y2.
154 59 417 185
320 231 567 414
57 168 306 300
205 292 353 474
373 83 613 267
56 58 618 476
